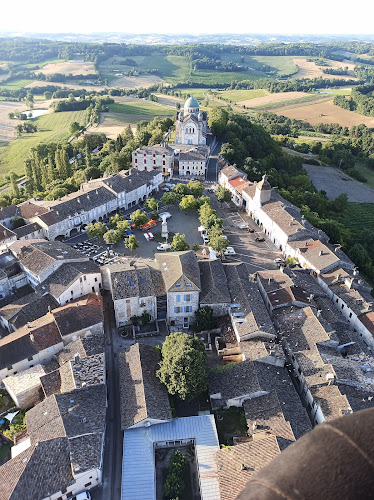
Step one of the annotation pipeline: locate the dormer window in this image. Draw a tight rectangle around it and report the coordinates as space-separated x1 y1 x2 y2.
175 284 181 288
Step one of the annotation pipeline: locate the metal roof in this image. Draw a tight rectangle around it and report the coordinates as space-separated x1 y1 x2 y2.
121 415 220 500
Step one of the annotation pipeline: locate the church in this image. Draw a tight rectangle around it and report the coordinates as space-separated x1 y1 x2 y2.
175 96 207 145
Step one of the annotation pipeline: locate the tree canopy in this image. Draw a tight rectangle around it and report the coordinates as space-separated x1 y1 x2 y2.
157 332 208 400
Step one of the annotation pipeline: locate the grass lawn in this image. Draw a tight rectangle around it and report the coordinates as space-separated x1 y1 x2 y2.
215 406 248 445
173 88 210 100
0 109 87 183
0 79 33 90
108 101 175 116
215 89 269 102
19 58 64 70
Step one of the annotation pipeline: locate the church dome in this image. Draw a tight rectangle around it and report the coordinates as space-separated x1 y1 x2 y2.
184 96 200 115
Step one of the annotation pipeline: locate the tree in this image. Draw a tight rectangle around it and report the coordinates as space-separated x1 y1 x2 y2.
161 192 177 205
69 122 81 136
215 186 232 204
109 213 126 228
116 219 130 234
348 243 371 269
170 233 190 251
157 332 208 400
187 180 204 197
163 450 188 499
209 234 229 254
130 209 148 227
333 193 348 212
103 229 122 244
179 195 198 212
172 183 189 200
125 234 139 252
10 172 19 198
12 216 25 229
193 306 216 333
43 91 52 100
86 222 106 239
144 197 159 212
208 107 228 137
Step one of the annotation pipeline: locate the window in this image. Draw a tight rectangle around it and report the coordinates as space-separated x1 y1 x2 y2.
186 283 191 287
144 159 147 164
62 488 67 494
336 298 339 303
163 160 165 165
185 294 191 302
92 286 95 293
67 493 73 499
174 306 181 313
176 295 181 302
80 277 83 283
84 482 92 487
84 276 86 281
28 356 33 362
341 304 344 310
175 284 181 288
185 306 192 313
135 159 138 164
349 312 352 318
95 277 98 282
71 290 74 295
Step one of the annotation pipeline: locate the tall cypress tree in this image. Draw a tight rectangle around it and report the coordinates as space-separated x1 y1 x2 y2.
24 159 34 193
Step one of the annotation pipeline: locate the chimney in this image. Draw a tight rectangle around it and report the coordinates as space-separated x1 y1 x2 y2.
319 250 323 256
268 278 271 286
317 309 322 317
30 334 34 343
305 241 309 246
308 294 313 302
3 231 6 236
77 198 80 204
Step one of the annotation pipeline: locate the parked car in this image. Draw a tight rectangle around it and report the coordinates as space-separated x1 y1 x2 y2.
73 492 91 500
161 187 170 192
255 236 265 242
237 222 249 229
247 228 255 233
156 243 171 251
224 246 236 255
159 212 171 221
144 232 154 241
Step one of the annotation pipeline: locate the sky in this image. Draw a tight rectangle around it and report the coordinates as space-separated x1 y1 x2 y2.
1 0 374 36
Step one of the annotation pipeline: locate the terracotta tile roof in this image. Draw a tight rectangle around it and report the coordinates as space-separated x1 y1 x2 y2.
0 438 74 500
310 385 352 421
243 391 296 450
242 183 257 200
0 315 62 370
228 176 250 193
198 259 231 306
359 311 374 335
155 250 201 292
119 343 171 429
51 293 103 336
0 224 16 242
216 435 280 500
17 201 49 220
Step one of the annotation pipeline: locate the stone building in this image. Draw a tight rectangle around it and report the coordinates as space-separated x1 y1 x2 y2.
155 250 201 329
178 145 209 178
132 144 175 176
102 262 157 327
175 97 207 146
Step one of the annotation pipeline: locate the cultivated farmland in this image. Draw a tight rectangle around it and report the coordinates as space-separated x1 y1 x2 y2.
0 101 30 142
275 100 374 127
37 60 96 76
237 91 310 108
292 58 357 80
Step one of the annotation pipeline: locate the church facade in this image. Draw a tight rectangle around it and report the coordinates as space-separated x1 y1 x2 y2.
175 96 207 146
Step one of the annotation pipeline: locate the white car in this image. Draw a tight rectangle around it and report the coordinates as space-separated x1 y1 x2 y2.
157 243 171 251
237 222 249 229
73 493 91 500
144 232 154 241
224 246 236 255
159 212 171 220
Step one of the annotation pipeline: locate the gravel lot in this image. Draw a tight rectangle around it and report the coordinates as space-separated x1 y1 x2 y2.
303 164 374 203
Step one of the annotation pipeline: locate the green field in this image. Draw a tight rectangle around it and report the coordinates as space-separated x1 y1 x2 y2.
17 58 64 70
0 79 33 90
250 55 298 77
355 162 374 189
100 54 191 85
190 69 262 85
251 94 331 110
0 109 88 183
108 101 175 116
215 89 269 102
314 87 352 96
336 203 374 234
173 88 209 100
